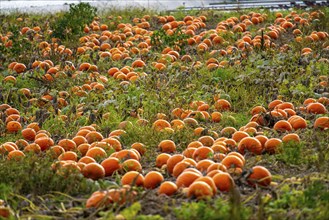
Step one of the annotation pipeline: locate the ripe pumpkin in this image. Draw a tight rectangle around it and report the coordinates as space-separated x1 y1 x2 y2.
273 120 293 132
121 171 144 186
158 181 177 196
172 161 192 178
86 191 110 208
176 171 201 188
247 166 272 187
121 159 142 172
214 99 231 111
167 154 185 174
212 172 234 192
193 146 214 161
21 128 36 141
306 103 327 114
282 133 300 143
82 163 105 180
7 150 25 160
187 181 213 199
101 157 121 176
314 116 329 130
264 138 282 154
6 121 22 133
158 140 176 153
232 131 249 142
144 171 164 189
221 155 244 169
238 137 263 155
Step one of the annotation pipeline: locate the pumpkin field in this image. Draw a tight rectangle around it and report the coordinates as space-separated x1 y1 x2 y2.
0 3 329 219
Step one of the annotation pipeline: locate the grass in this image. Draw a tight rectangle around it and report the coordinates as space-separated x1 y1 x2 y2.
175 188 252 220
0 154 97 196
265 178 329 220
1 3 329 220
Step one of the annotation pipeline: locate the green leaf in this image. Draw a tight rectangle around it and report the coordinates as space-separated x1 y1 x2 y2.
120 202 142 219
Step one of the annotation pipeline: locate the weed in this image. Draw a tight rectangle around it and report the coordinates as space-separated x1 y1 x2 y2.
0 154 96 196
51 3 97 42
265 178 329 220
276 141 305 165
175 191 251 220
151 28 189 53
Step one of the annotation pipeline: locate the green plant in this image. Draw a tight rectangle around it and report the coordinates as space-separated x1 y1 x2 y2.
276 141 305 165
151 28 188 53
0 183 13 201
265 179 329 220
51 3 97 41
175 193 251 220
0 154 96 196
100 202 164 220
0 24 33 65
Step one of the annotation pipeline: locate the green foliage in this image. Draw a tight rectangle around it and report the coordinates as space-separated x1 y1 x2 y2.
273 129 329 169
175 196 251 220
0 154 96 196
266 179 329 219
218 112 249 129
100 202 164 220
151 28 189 53
0 183 13 201
276 141 305 165
0 24 33 64
290 83 314 97
51 3 97 40
120 202 141 219
136 215 164 220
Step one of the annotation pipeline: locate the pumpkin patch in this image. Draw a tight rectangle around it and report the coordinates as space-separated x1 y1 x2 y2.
0 3 329 219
